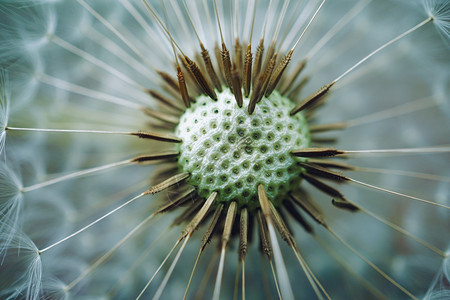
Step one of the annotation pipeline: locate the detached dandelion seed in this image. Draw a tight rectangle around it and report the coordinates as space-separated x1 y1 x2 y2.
0 0 449 299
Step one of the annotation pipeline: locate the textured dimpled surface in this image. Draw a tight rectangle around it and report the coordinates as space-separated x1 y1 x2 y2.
176 89 310 210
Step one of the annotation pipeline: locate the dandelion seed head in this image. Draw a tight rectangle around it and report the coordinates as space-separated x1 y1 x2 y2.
0 162 24 243
423 0 450 41
0 3 57 60
0 0 449 299
176 88 310 209
38 278 70 300
0 225 42 300
0 49 44 111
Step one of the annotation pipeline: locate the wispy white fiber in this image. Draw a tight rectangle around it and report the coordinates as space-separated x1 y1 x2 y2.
423 0 450 44
0 225 42 300
0 70 9 155
0 161 23 248
424 249 450 300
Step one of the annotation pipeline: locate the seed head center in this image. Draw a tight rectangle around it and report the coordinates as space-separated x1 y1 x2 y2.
176 89 311 210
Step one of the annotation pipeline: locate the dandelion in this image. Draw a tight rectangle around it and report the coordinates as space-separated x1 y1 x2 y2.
0 161 24 246
0 224 42 300
0 0 449 299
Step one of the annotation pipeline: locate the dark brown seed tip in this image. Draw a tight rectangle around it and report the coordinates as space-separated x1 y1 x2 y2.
232 68 243 107
300 163 350 182
280 59 307 94
302 173 345 199
177 67 191 108
283 200 314 233
243 43 253 98
222 42 233 92
156 70 179 92
265 50 293 97
306 159 356 171
291 147 344 157
185 55 217 100
130 131 181 143
289 192 325 226
332 199 359 212
309 122 348 133
130 151 179 164
248 75 263 114
200 43 222 92
201 204 224 249
290 81 335 116
239 208 249 259
145 172 190 195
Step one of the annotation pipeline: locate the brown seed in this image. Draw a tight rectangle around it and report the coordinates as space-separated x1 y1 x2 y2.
290 82 335 115
130 130 181 143
200 43 222 92
309 122 348 133
258 53 277 103
265 50 293 97
252 38 265 87
280 59 307 95
222 42 234 92
146 89 185 112
243 43 253 98
283 200 313 233
291 147 344 157
156 70 180 93
185 55 217 100
201 204 224 249
222 202 237 245
299 162 350 182
239 208 249 260
305 159 356 171
182 191 218 238
177 67 191 108
234 37 243 76
144 172 190 195
256 210 271 257
130 151 179 164
232 68 243 107
332 199 358 212
289 191 326 227
301 173 346 200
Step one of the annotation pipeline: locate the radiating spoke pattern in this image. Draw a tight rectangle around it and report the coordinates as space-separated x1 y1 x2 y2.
0 0 449 299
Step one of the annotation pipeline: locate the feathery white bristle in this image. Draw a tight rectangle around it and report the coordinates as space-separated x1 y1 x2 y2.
424 248 450 300
0 70 9 155
0 224 42 300
0 162 24 246
0 4 56 60
423 0 450 42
